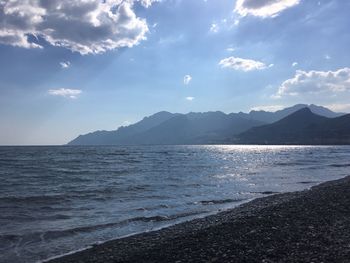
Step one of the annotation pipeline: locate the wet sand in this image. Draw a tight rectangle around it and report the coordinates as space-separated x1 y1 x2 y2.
48 176 350 263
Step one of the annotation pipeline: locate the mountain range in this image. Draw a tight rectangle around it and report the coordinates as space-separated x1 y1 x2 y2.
68 104 349 145
238 108 350 145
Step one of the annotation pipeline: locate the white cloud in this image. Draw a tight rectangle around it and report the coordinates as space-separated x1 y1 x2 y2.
235 0 300 18
184 75 192 85
292 62 298 67
226 47 235 52
209 23 219 33
60 61 71 69
185 96 194 101
209 18 238 32
325 103 350 113
275 68 350 98
0 0 158 55
158 34 184 45
121 120 132 126
138 0 160 8
250 105 285 112
48 88 82 99
219 56 269 71
324 54 331 60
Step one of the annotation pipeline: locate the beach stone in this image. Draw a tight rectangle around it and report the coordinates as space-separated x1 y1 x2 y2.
49 176 350 263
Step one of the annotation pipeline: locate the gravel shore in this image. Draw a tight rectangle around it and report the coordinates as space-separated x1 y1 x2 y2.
48 176 350 263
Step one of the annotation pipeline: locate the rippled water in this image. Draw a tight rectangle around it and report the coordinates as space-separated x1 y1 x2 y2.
0 145 349 263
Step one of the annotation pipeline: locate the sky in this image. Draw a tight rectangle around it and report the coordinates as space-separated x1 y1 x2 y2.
1 0 350 145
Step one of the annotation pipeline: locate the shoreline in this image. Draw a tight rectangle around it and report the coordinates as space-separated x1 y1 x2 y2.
48 175 350 263
42 198 254 263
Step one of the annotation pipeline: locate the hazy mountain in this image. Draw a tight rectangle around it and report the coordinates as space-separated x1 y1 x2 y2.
128 112 265 145
68 111 264 145
240 104 344 123
238 108 350 145
68 104 346 145
69 111 178 145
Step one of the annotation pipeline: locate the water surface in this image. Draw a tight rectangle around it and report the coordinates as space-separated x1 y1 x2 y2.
0 145 349 263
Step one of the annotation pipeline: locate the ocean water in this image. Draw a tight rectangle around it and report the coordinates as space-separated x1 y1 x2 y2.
0 145 349 263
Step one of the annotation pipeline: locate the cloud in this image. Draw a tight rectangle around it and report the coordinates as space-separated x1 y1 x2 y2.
219 56 269 71
60 61 71 69
0 0 158 55
250 105 285 112
184 75 192 85
275 68 350 98
292 62 298 67
48 88 82 99
235 0 300 18
138 0 160 8
325 103 350 113
209 23 219 33
158 34 184 45
185 96 194 101
121 120 132 126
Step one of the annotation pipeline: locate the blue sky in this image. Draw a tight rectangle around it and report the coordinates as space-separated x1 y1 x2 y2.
1 0 350 145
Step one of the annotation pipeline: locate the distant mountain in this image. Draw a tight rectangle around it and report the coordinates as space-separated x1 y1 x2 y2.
68 104 346 145
128 112 265 145
69 111 178 145
238 108 350 145
239 104 344 123
68 111 264 145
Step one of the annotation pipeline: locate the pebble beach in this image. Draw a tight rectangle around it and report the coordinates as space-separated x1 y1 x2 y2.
48 175 350 263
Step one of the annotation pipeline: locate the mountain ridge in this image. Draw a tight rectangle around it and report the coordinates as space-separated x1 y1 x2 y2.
68 104 346 145
238 108 350 145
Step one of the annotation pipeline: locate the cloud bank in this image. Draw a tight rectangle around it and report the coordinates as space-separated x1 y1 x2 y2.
276 68 350 98
49 88 82 99
235 0 300 18
219 56 270 71
0 0 158 54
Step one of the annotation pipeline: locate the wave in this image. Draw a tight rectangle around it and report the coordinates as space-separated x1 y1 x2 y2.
251 191 280 195
0 185 153 205
0 211 207 244
0 195 70 204
197 198 247 205
329 163 350 168
297 181 320 184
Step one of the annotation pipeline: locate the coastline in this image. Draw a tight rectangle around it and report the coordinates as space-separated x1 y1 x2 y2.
48 175 350 263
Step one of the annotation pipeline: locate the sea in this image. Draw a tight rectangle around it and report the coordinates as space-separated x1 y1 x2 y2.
0 145 349 263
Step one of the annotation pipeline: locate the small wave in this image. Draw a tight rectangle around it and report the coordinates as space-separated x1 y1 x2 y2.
135 204 172 211
197 198 246 205
105 152 130 156
298 181 319 184
156 151 169 155
329 164 350 168
0 195 70 204
275 162 306 166
0 212 208 244
251 191 280 195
